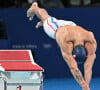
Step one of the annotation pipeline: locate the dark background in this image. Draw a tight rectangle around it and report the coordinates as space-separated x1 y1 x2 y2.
0 8 99 78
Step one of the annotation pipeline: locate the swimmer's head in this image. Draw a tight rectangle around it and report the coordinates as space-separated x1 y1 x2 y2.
72 45 87 64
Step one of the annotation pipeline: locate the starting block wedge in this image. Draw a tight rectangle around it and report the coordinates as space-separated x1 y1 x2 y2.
0 50 44 90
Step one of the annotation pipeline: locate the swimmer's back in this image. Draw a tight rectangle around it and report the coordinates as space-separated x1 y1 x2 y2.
56 25 93 47
56 25 92 41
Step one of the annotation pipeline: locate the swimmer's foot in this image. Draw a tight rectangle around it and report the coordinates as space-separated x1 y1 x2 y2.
27 2 38 21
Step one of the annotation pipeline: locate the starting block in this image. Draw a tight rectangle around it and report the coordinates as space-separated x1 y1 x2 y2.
0 50 44 90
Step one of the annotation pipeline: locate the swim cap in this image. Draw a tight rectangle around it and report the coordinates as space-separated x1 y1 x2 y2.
72 46 87 64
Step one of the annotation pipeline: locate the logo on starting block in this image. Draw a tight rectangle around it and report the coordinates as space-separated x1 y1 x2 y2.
16 86 22 90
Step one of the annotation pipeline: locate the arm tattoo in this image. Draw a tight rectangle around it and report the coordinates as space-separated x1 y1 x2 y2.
75 70 83 81
63 55 68 61
71 68 86 87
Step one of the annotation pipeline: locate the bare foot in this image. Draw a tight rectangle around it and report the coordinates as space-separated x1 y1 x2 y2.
32 2 38 8
27 2 38 21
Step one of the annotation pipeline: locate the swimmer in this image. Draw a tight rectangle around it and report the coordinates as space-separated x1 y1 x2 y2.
27 2 97 90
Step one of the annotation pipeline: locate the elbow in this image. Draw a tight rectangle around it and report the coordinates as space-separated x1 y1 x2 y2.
87 54 96 59
70 65 79 72
61 52 79 71
94 54 96 59
69 62 79 73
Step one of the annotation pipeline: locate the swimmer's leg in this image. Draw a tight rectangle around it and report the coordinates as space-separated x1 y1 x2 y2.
27 2 50 22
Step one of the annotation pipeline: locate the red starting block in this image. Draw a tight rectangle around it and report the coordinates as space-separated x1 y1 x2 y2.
0 50 44 90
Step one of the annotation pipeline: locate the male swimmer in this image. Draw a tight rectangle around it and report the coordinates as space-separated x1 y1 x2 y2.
27 2 97 90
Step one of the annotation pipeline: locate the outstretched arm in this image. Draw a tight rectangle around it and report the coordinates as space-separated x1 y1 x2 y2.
84 32 97 85
84 54 96 85
62 52 89 90
57 38 90 90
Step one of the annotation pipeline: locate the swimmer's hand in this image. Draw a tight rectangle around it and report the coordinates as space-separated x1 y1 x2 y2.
82 85 90 90
35 21 43 29
27 8 35 21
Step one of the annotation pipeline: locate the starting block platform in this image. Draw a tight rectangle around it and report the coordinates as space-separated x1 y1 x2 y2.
0 50 44 90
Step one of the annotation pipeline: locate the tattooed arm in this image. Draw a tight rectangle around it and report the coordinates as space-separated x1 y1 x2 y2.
63 54 89 90
56 38 90 90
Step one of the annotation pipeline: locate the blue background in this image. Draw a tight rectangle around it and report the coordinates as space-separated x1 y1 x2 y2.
0 8 100 78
